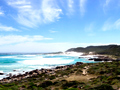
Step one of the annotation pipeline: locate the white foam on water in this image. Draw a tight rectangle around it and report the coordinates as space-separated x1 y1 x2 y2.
29 65 55 70
18 57 74 65
21 55 37 57
0 56 17 58
14 55 43 60
0 71 3 73
0 75 7 80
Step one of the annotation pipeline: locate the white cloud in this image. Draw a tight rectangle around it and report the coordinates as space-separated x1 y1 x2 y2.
84 23 95 36
85 23 94 32
0 35 52 45
42 0 62 23
102 19 120 31
114 19 120 29
103 0 111 13
0 7 4 15
49 30 57 33
7 0 62 28
0 12 4 15
104 0 111 6
67 0 74 15
80 0 87 16
0 24 19 31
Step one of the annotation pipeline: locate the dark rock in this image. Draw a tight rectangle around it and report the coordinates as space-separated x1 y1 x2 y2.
88 58 94 60
94 58 103 61
13 70 16 72
0 73 4 75
116 58 120 61
75 62 83 65
6 77 11 80
104 59 110 61
9 73 12 77
56 66 62 69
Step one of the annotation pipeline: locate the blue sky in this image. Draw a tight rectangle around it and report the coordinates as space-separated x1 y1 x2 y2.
0 0 120 52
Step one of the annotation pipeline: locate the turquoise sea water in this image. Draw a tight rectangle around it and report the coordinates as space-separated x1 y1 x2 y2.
0 54 97 79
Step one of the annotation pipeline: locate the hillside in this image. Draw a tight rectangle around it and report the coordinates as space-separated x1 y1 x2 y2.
66 45 120 56
0 61 120 90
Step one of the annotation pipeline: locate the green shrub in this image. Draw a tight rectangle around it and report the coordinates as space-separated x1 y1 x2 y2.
0 85 4 88
11 86 19 90
38 87 45 90
116 69 120 74
49 75 55 80
28 82 37 89
66 68 71 70
39 81 52 88
32 86 37 90
92 84 114 90
62 81 79 89
111 79 119 85
29 82 37 87
53 81 61 86
22 85 27 88
65 88 79 90
75 69 82 75
3 83 15 87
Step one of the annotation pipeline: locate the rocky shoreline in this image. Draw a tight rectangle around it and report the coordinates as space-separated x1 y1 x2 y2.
0 60 120 89
0 54 119 84
88 55 120 62
0 62 83 83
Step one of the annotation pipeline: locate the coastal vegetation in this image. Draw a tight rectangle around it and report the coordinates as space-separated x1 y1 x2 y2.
0 61 120 90
66 45 120 58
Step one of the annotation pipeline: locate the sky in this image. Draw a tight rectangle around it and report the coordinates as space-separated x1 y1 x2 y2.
0 0 120 53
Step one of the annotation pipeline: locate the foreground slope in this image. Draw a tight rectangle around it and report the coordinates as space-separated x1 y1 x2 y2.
0 61 120 90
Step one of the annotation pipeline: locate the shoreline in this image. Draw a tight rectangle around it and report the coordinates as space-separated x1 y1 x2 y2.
0 62 84 83
0 52 118 83
0 52 89 80
0 58 120 89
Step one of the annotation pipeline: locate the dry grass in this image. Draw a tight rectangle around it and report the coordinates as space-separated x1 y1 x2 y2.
65 74 96 82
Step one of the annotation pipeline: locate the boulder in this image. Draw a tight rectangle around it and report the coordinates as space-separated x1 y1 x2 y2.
88 58 94 60
75 62 83 65
94 58 103 61
0 73 4 75
0 71 4 75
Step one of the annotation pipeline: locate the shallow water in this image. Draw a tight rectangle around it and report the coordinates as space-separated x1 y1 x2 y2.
0 54 98 79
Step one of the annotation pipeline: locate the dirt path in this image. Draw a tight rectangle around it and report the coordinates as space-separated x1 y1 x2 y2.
65 66 97 82
82 66 89 75
65 74 96 82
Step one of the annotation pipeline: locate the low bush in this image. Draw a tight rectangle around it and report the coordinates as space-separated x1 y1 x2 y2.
62 81 79 89
3 83 15 87
75 69 82 75
49 75 55 80
91 84 114 90
39 81 53 88
65 88 79 90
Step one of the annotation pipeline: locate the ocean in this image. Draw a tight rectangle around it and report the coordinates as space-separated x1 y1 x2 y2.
0 53 97 79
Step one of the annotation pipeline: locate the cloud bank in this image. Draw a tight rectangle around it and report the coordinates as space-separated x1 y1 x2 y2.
0 35 52 45
0 24 19 31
